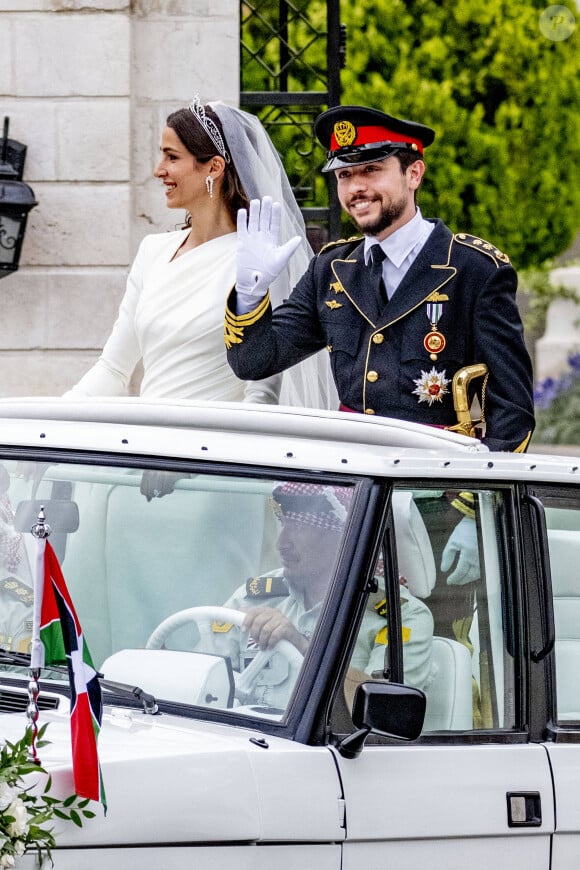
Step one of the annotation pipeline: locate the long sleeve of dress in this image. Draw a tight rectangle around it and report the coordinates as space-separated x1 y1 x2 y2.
65 231 280 403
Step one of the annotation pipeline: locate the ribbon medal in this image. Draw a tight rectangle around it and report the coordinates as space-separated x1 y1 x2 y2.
424 295 448 361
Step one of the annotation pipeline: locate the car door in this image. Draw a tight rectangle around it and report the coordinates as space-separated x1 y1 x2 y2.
526 484 580 870
329 482 555 870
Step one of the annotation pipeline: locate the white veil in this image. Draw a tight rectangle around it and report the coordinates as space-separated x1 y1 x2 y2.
210 101 339 410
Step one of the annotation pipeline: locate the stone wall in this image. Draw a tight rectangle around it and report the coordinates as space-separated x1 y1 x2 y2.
535 266 580 381
0 0 238 396
2 1 578 396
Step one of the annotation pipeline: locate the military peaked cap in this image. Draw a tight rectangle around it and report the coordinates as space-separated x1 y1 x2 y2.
314 105 436 172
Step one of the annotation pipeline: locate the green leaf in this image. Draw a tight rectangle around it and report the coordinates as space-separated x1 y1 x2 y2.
37 722 50 741
245 0 580 268
69 809 83 827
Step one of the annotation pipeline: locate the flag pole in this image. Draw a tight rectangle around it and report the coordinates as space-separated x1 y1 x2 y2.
28 506 51 764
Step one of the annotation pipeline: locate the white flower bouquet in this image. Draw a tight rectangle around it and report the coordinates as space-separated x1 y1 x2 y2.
0 724 94 867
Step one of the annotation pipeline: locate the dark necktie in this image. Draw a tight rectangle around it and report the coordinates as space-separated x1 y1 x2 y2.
369 244 387 305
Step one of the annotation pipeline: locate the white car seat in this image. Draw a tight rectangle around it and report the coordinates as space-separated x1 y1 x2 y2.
392 491 473 730
548 528 580 719
422 637 474 730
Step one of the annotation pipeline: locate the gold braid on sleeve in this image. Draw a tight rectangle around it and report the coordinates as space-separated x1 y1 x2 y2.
224 292 271 349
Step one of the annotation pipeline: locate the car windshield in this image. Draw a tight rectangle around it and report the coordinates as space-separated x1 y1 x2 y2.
0 459 354 722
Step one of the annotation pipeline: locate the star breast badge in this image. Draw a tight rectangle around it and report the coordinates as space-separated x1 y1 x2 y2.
412 367 450 405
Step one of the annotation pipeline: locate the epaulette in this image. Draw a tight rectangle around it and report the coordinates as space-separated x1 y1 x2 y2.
245 575 289 598
454 233 510 265
0 577 34 607
450 490 476 519
373 597 388 619
318 235 363 256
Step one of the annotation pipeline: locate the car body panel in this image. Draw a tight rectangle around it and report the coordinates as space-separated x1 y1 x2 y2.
0 399 577 869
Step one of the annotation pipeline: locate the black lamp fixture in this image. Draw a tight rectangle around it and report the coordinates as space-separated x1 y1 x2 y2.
0 117 38 279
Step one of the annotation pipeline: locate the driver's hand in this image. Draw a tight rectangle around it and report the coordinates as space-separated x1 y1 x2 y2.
242 606 308 655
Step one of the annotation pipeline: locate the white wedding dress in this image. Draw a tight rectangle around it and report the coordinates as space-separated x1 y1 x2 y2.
66 229 279 403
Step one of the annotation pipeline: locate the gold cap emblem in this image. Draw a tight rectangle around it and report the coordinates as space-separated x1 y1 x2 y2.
333 120 356 147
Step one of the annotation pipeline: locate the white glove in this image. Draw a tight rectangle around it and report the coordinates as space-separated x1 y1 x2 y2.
236 196 301 314
440 516 480 585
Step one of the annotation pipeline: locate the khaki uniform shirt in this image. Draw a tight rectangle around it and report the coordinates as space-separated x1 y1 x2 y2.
209 570 434 708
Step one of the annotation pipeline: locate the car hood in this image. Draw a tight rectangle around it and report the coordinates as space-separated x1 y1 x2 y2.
0 704 343 846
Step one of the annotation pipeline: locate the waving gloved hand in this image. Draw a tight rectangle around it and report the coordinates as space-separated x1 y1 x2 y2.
235 196 301 314
440 516 480 585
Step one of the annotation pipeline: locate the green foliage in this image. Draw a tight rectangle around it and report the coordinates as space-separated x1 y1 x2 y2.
338 0 580 268
0 724 95 867
242 0 580 267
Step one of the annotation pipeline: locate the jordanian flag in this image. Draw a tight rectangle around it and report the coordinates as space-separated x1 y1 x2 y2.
35 539 106 809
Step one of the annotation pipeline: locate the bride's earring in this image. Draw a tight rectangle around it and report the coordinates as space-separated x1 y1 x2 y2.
205 175 214 199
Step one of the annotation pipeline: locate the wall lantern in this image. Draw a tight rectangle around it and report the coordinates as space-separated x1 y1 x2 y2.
0 117 38 279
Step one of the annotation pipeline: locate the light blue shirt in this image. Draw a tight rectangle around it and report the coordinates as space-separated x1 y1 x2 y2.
364 208 435 300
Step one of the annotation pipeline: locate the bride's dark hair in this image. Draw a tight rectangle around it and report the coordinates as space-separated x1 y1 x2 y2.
166 105 249 225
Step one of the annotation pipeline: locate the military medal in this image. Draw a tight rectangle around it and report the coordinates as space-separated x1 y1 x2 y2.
412 367 450 406
424 297 448 361
424 328 446 358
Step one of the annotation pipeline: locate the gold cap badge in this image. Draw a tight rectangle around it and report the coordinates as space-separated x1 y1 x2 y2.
333 120 356 147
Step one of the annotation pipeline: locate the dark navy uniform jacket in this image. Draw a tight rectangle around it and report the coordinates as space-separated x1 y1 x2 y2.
226 219 534 452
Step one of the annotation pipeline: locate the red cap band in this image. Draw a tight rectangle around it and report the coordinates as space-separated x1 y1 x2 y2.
330 124 423 155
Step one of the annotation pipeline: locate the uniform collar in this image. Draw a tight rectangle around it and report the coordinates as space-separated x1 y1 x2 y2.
364 208 432 268
330 221 454 328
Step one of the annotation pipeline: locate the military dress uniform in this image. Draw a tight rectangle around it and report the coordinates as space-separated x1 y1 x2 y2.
0 489 33 654
226 104 534 453
0 576 33 654
226 220 534 451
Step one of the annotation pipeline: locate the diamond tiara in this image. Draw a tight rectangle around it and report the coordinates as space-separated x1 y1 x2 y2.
189 95 230 163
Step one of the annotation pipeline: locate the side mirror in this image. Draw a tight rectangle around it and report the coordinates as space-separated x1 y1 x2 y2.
338 681 426 759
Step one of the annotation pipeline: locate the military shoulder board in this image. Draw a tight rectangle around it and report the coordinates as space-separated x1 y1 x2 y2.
318 235 363 256
0 577 34 606
454 233 510 265
245 575 289 598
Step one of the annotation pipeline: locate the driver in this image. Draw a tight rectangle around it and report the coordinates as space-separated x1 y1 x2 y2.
208 481 433 709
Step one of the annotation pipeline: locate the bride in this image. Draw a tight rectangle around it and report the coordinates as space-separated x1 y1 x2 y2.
65 97 336 410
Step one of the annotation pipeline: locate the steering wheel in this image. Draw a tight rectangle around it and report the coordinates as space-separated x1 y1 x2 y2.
145 606 303 703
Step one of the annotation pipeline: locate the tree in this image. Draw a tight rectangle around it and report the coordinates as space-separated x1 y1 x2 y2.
242 0 580 268
338 0 580 268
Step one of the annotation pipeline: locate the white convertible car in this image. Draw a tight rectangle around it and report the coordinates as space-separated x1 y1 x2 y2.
0 398 579 869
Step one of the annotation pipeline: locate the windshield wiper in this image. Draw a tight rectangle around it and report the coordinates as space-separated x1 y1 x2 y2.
96 677 159 714
0 648 158 714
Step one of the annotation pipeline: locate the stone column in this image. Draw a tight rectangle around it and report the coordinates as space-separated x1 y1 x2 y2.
535 266 580 382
